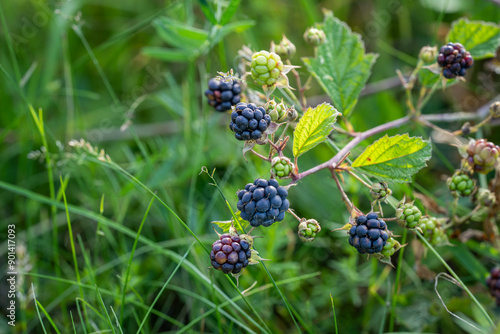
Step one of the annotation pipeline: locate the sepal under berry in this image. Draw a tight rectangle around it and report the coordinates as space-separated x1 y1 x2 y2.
396 197 422 229
489 101 500 119
419 45 438 63
271 156 295 179
476 188 496 207
446 171 476 197
298 218 321 242
370 182 392 202
303 27 326 46
270 35 296 59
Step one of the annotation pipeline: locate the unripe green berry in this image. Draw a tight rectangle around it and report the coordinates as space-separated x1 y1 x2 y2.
447 171 475 197
303 27 326 46
396 200 422 228
265 99 287 122
417 216 447 246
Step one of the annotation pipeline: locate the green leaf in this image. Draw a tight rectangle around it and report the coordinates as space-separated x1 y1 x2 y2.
211 220 233 232
352 134 432 183
220 0 241 25
418 67 459 88
141 47 191 62
293 103 340 158
197 0 217 25
302 11 377 116
152 17 208 50
447 18 500 60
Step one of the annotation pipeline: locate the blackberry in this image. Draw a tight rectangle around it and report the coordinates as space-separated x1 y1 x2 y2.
417 217 447 246
210 233 251 274
486 267 500 306
204 78 242 112
348 213 389 254
303 27 326 46
229 102 272 141
298 219 321 242
465 139 500 174
437 42 473 79
370 182 392 202
237 178 289 227
250 51 284 86
271 156 294 178
447 171 475 197
396 200 422 229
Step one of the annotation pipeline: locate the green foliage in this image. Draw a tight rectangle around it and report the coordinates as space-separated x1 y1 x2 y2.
447 18 500 60
302 11 378 116
293 103 340 157
352 134 432 183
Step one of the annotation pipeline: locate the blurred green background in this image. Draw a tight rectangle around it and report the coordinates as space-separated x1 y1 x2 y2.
1 0 500 333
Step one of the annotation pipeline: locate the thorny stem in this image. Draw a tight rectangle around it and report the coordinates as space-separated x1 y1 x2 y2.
295 102 496 183
287 208 302 222
331 170 359 216
346 170 372 189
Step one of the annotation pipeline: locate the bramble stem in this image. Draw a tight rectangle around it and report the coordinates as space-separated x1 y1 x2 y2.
346 170 372 189
250 149 271 162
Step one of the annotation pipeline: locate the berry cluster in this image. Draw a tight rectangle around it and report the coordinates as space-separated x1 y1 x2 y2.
417 217 447 246
447 172 475 197
396 201 422 229
465 139 500 174
237 178 289 227
229 102 272 141
349 213 389 254
486 267 500 306
204 78 242 112
211 233 251 274
437 42 473 79
250 51 284 86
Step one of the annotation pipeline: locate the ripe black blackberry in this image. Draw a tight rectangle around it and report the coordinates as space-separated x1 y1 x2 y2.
437 42 473 79
229 103 272 141
237 178 289 227
210 233 251 274
349 213 389 254
486 267 500 306
204 78 242 112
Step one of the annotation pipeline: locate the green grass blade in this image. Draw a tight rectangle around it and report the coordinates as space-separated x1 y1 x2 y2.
32 284 49 334
330 294 338 334
136 242 194 333
95 285 117 334
120 196 155 322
